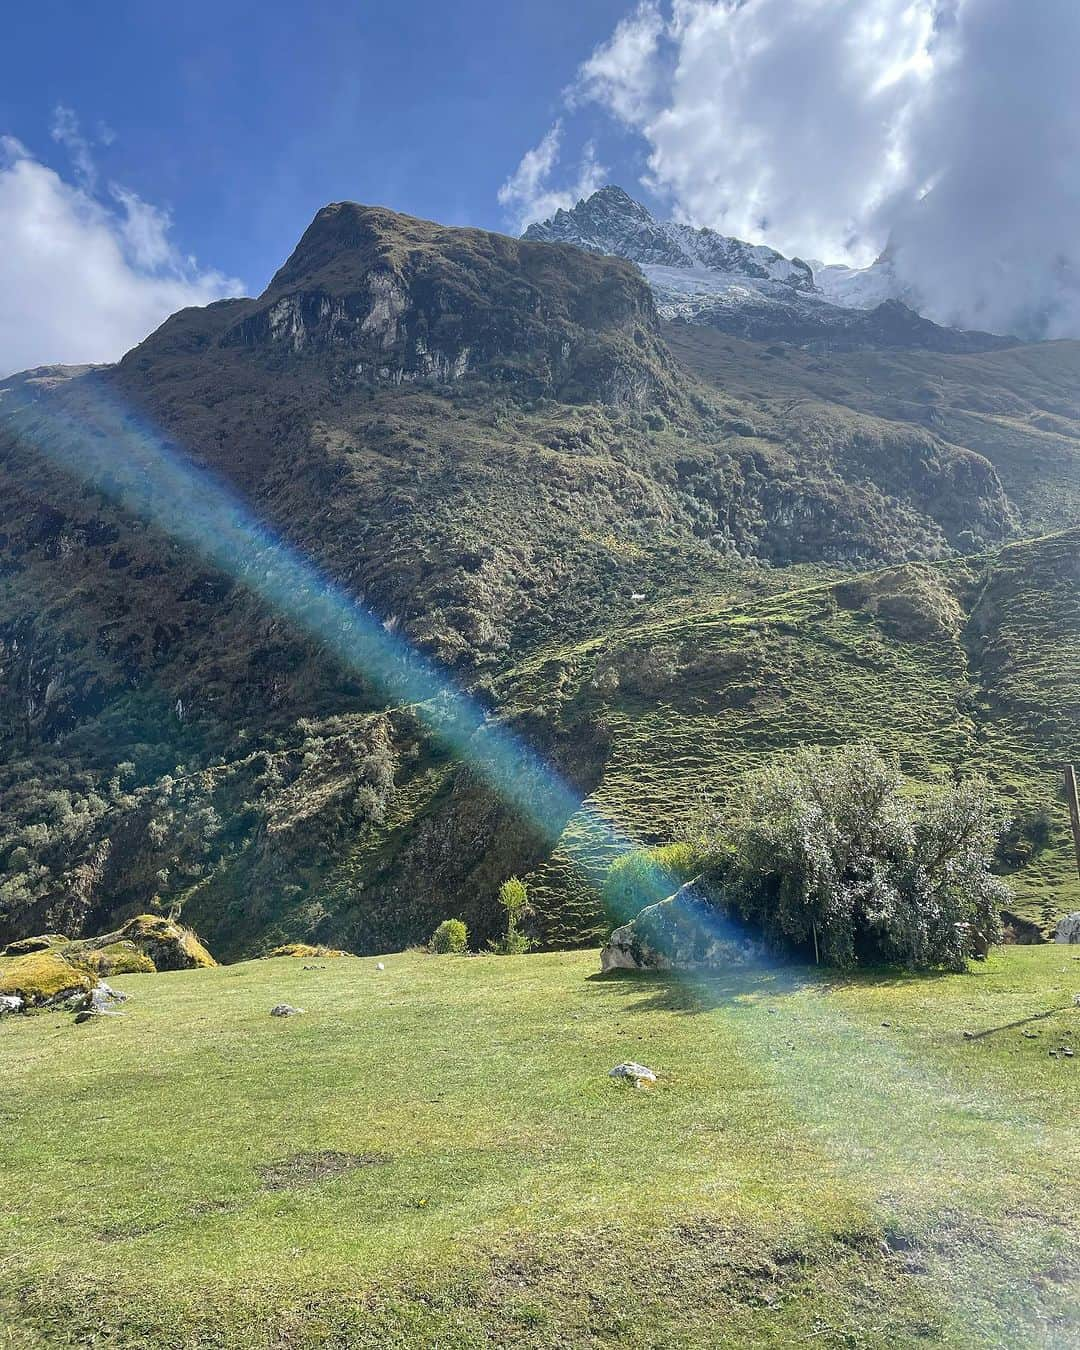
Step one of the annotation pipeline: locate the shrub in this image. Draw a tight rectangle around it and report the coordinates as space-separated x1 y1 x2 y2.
430 919 468 955
601 842 701 936
492 877 531 955
721 743 1008 971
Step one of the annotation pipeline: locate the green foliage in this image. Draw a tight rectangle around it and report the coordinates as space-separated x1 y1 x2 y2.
600 843 701 936
430 918 468 955
719 743 1009 970
491 877 531 955
497 877 528 925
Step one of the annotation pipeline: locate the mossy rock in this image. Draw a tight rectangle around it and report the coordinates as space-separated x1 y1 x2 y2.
80 942 157 977
65 915 216 971
117 916 217 970
1 934 69 957
264 943 350 959
0 951 93 1005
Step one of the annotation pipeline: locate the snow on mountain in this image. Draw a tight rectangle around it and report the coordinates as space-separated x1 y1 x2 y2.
523 187 1012 353
523 186 816 295
813 256 920 311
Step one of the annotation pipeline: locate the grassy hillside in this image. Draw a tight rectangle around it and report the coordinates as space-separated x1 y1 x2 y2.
665 324 1080 536
1 947 1077 1347
503 530 1079 946
0 204 1076 956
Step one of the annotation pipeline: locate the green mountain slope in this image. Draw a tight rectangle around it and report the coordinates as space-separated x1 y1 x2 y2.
504 529 1079 945
0 202 1076 955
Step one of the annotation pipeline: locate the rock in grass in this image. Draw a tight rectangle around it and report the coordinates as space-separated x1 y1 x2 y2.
1055 913 1080 944
0 994 24 1015
609 1062 657 1087
270 1004 304 1017
601 880 763 972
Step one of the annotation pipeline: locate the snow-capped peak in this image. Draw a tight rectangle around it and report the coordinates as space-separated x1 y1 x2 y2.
523 186 816 292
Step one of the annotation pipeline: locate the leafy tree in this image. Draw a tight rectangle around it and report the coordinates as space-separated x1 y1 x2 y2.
492 877 531 955
719 743 1008 970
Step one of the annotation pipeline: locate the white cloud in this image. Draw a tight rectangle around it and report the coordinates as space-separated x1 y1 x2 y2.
523 0 1080 338
0 129 243 377
50 103 99 190
579 0 937 267
497 122 608 232
573 1 665 127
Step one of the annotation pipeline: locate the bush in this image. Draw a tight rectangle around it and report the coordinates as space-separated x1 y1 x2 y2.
721 743 1008 970
491 877 531 955
430 919 468 955
600 842 701 936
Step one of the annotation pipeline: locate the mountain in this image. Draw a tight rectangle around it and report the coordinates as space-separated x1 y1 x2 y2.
524 185 816 289
0 200 1076 958
524 187 1013 353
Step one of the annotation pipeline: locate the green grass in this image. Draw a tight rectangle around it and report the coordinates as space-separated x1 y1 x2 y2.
2 946 1078 1346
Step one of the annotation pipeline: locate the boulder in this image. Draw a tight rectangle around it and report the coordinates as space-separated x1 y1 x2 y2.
1055 913 1080 944
0 951 94 1006
264 943 350 959
270 1004 304 1017
1 934 69 957
0 994 24 1015
601 880 763 973
65 915 216 971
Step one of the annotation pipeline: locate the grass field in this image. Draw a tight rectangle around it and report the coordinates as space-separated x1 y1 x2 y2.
2 945 1078 1347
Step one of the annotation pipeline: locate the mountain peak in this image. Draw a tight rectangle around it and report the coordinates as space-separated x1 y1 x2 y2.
128 201 679 408
523 187 816 291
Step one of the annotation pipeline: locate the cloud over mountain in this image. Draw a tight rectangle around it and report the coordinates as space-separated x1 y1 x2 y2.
508 0 1080 340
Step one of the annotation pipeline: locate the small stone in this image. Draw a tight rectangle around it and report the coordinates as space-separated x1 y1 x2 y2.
270 1004 304 1017
609 1062 657 1087
74 1010 96 1025
881 1021 891 1028
0 994 24 1015
375 962 385 971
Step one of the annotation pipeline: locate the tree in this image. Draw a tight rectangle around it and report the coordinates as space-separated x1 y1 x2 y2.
492 877 531 955
719 743 1008 970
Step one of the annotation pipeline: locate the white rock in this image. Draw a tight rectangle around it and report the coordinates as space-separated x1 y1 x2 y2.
609 1062 657 1087
0 994 24 1015
375 962 385 971
270 1003 304 1017
1054 912 1080 943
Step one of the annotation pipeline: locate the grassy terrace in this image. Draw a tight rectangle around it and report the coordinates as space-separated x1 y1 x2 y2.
2 946 1078 1347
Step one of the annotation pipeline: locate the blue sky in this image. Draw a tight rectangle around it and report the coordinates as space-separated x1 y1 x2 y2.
2 0 641 294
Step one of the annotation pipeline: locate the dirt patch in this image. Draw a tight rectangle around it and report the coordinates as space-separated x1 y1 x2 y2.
257 1150 392 1191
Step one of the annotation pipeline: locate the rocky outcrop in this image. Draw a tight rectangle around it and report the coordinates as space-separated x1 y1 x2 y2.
601 880 764 972
64 915 216 971
207 201 678 407
1056 913 1080 943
